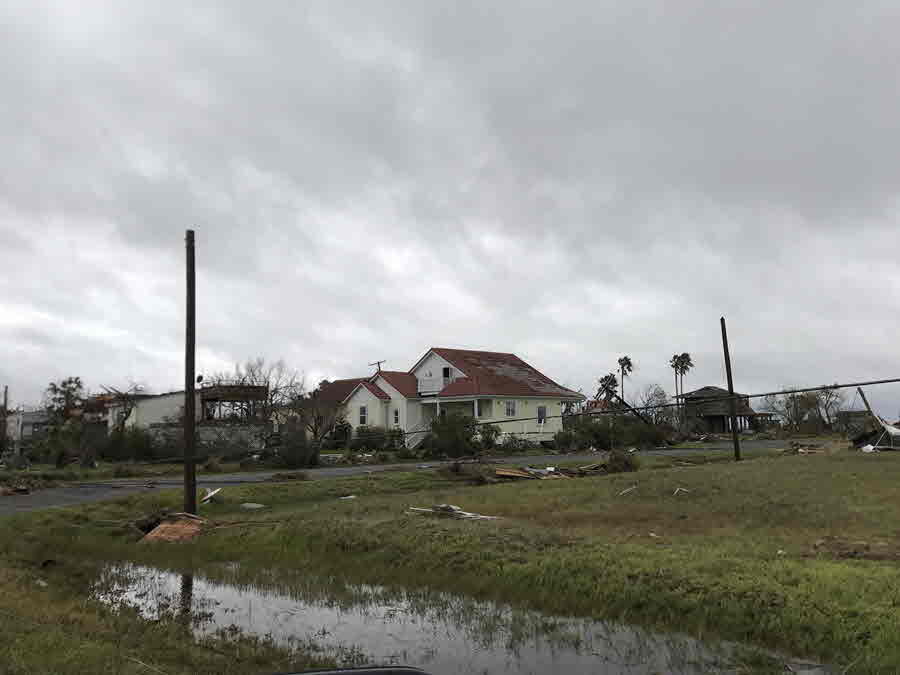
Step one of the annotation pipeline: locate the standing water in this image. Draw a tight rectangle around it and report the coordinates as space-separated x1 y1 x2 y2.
94 564 830 674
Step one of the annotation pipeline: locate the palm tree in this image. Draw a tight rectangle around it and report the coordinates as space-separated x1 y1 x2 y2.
678 352 694 404
597 373 618 402
670 354 682 417
617 356 634 401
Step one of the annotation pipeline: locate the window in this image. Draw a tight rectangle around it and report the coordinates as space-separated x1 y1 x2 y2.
359 406 367 426
442 366 451 378
505 400 516 417
393 408 400 425
477 399 490 418
537 406 547 423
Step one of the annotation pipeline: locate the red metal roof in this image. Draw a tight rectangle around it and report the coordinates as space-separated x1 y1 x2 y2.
422 348 583 399
358 380 391 400
377 371 418 398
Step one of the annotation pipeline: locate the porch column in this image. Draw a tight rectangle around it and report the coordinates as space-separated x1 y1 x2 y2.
473 400 478 419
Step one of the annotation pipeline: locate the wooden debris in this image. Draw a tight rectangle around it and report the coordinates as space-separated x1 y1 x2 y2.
141 513 206 543
409 504 500 520
200 487 222 504
495 468 537 480
618 484 637 496
673 487 690 496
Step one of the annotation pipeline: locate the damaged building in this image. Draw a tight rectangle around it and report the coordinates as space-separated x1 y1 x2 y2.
676 386 774 433
107 382 270 448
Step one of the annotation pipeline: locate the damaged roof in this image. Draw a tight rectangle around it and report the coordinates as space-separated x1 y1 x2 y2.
424 347 584 399
377 371 418 398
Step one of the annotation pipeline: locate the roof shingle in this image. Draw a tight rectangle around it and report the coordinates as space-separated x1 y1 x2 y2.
377 371 418 398
424 348 583 399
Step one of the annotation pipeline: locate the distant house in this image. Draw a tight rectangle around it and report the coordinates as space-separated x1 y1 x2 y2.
321 347 585 447
4 409 50 452
676 386 773 432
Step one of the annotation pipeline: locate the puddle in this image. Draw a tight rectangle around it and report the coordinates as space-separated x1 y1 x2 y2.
94 564 831 674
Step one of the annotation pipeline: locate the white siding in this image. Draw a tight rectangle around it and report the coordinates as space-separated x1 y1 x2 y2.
121 392 201 429
428 396 567 440
412 352 465 394
344 386 388 432
374 376 409 431
406 400 423 430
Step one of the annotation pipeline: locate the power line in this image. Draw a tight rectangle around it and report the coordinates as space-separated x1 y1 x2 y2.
400 376 900 437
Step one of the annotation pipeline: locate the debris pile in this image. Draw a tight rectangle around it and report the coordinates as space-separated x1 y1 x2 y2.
0 484 30 496
141 513 206 543
781 441 823 455
409 504 499 520
494 453 635 481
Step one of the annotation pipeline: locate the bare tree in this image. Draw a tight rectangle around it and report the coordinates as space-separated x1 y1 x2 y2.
209 357 305 446
638 383 673 427
762 387 821 431
102 382 146 434
290 379 347 442
817 385 845 428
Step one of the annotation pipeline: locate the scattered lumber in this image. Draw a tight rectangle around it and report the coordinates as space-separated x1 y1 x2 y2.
408 504 500 520
495 468 536 480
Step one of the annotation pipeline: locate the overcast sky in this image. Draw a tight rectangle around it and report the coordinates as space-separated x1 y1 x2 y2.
2 1 899 415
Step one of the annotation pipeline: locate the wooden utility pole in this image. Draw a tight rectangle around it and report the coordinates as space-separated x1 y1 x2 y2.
184 230 198 514
1 385 7 455
720 316 741 461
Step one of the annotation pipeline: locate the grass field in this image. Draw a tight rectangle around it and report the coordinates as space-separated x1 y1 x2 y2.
2 446 898 673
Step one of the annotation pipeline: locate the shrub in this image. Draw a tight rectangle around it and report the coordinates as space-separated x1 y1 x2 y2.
496 434 537 454
607 448 639 473
553 429 577 453
385 428 405 450
101 428 159 462
395 445 419 460
478 423 501 450
429 413 477 458
350 425 388 452
321 420 352 451
621 421 668 449
278 430 320 468
112 464 141 478
202 457 223 473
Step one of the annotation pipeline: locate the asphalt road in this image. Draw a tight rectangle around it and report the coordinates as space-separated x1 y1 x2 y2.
0 440 783 516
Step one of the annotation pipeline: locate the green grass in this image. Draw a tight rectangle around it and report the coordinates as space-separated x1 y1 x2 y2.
0 563 334 674
2 449 899 672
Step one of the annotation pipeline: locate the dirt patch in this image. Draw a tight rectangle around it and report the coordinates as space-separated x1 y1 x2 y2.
807 536 900 561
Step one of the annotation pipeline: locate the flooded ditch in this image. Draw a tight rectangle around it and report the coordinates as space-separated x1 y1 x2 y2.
93 563 831 674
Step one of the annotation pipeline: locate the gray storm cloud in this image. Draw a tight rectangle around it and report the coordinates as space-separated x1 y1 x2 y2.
1 1 899 415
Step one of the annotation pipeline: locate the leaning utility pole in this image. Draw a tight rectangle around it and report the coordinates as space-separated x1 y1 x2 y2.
183 230 198 514
720 316 741 461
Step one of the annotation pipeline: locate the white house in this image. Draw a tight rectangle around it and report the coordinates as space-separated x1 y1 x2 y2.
107 391 201 432
323 347 585 447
